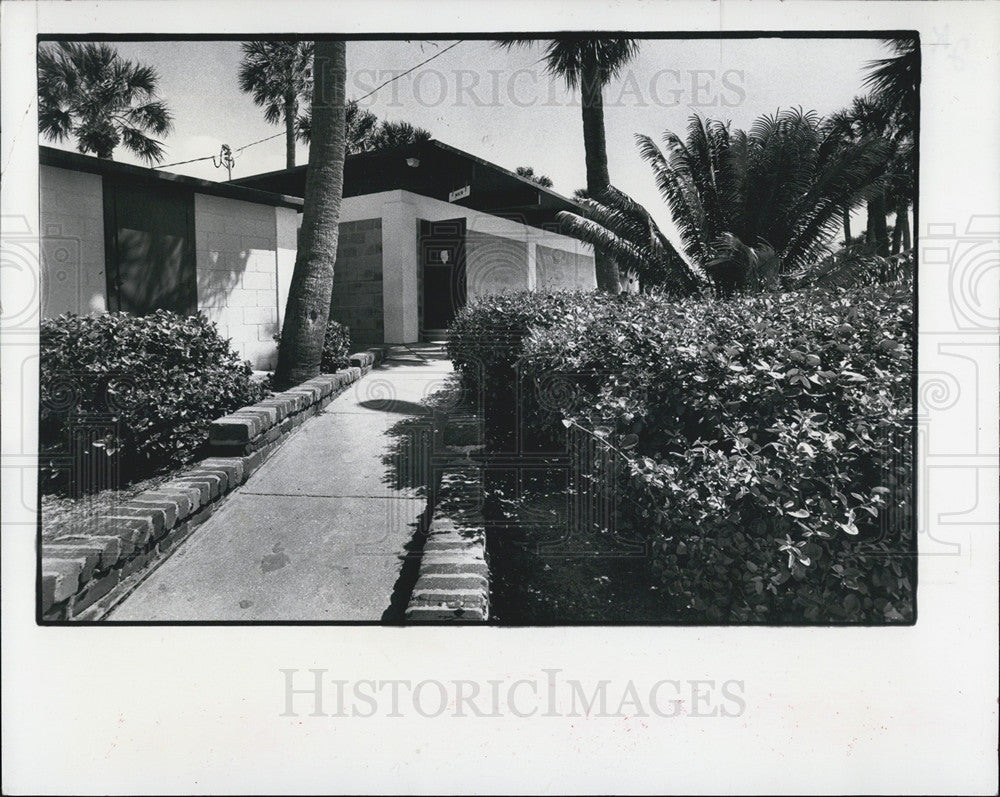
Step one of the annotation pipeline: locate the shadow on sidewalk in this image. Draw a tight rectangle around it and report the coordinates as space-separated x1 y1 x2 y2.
380 502 433 623
358 398 430 415
378 373 475 622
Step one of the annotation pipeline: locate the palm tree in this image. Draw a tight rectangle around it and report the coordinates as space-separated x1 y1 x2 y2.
828 96 913 257
560 110 891 296
369 120 432 150
296 105 430 154
864 37 919 138
238 40 314 169
497 38 640 292
296 100 379 154
858 38 919 255
515 166 553 188
654 110 891 292
344 104 380 154
273 40 347 389
887 136 915 254
37 42 173 164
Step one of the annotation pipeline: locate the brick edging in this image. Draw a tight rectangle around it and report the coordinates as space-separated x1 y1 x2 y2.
41 347 386 621
405 471 490 623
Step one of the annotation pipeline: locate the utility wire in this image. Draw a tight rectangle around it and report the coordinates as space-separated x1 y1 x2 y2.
154 152 217 170
231 130 284 155
350 39 462 105
155 40 463 172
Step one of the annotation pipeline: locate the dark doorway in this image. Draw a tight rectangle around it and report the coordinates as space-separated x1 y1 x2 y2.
419 217 466 334
103 178 197 315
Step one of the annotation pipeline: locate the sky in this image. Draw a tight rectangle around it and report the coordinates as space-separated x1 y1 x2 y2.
41 37 890 233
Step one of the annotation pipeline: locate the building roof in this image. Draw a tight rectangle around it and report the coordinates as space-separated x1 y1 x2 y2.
39 146 304 210
230 139 586 231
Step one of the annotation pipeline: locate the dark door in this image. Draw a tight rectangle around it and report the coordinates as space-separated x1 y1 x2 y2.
419 218 466 332
103 178 197 315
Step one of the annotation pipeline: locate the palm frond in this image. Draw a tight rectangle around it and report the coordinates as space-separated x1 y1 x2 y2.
557 211 653 278
863 37 918 135
494 37 639 89
121 101 172 135
238 40 314 127
788 243 913 290
707 232 780 293
36 41 173 161
780 135 891 272
637 133 709 266
624 105 899 293
118 126 166 166
371 120 432 150
557 185 704 294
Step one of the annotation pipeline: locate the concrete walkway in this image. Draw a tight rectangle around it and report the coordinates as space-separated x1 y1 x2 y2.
109 345 451 621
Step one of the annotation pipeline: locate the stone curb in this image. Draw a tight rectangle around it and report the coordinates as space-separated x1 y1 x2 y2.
405 467 489 623
41 347 387 621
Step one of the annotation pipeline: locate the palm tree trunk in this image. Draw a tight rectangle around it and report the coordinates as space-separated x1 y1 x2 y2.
866 190 890 257
580 59 620 293
284 94 297 169
899 202 911 251
842 207 852 245
890 208 903 255
273 40 346 389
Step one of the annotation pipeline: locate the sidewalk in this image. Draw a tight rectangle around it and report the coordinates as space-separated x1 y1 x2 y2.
108 345 451 621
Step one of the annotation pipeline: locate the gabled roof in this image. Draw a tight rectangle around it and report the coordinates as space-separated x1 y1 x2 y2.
230 139 585 231
40 146 304 210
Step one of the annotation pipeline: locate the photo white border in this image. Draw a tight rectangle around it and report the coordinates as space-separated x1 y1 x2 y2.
2 1 998 794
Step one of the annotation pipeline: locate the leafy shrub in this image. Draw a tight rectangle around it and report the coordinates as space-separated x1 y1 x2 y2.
528 282 915 623
321 319 351 372
447 292 597 450
40 311 265 493
451 281 915 623
448 292 578 390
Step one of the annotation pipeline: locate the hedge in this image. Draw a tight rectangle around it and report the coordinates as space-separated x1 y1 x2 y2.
40 311 266 494
449 282 915 623
447 291 597 452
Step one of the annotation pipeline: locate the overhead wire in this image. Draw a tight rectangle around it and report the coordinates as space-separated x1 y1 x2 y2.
154 40 464 172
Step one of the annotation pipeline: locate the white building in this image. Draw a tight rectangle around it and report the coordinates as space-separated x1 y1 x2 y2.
39 140 596 367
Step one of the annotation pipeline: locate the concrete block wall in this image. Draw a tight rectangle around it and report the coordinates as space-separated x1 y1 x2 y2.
194 194 283 369
39 165 108 316
339 190 596 343
39 164 297 370
329 218 384 346
465 230 530 300
535 243 597 292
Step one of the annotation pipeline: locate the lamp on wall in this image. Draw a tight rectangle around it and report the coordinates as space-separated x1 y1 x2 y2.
405 157 420 168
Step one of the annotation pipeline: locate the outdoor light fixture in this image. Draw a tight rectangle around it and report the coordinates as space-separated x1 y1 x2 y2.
405 157 420 168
